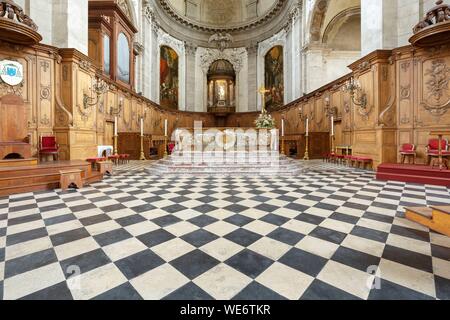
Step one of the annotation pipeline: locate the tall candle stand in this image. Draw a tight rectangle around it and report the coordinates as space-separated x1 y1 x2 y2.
113 135 118 156
139 134 146 160
163 135 168 157
330 134 335 154
281 136 285 155
303 135 310 160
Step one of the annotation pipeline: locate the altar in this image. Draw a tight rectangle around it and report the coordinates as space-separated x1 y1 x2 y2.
173 127 279 152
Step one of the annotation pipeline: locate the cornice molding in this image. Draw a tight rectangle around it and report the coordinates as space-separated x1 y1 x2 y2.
158 0 288 33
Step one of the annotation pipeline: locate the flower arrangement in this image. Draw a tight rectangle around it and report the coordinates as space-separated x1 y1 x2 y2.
255 112 276 129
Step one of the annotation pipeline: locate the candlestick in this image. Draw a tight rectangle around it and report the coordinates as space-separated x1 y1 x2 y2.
140 117 144 136
114 116 118 136
331 115 334 136
281 119 285 137
164 119 168 137
113 135 118 156
139 134 146 160
304 135 309 161
305 117 309 137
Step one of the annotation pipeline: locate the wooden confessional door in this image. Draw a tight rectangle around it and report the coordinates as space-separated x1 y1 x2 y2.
0 94 31 159
104 121 114 146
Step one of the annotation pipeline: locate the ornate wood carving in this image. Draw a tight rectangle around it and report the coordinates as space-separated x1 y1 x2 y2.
410 0 450 47
422 59 450 116
0 0 42 45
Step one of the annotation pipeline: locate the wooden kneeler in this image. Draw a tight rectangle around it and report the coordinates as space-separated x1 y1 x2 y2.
98 161 113 176
60 169 83 191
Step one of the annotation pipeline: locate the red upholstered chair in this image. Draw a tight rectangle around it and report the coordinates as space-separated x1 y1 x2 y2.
168 142 175 155
39 136 59 161
399 143 416 164
426 139 449 165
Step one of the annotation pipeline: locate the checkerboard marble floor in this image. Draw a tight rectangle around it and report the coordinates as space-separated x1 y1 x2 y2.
0 160 449 300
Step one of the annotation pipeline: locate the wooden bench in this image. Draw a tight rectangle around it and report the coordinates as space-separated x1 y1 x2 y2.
98 161 113 176
351 156 373 170
60 169 83 191
405 206 450 236
86 157 106 170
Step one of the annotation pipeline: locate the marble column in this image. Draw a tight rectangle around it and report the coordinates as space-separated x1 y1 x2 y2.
185 44 197 112
52 0 89 55
361 0 398 56
247 45 258 112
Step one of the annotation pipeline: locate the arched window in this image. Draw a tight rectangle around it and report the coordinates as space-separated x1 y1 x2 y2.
264 45 284 109
117 33 130 83
160 46 179 109
103 34 111 75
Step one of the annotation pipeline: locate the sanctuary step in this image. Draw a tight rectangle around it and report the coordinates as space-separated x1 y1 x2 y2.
376 163 450 187
146 151 305 177
0 160 104 196
0 158 38 167
405 206 450 236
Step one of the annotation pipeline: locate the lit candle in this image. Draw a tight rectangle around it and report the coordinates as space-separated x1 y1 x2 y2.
306 118 309 137
331 115 334 136
140 117 144 136
164 119 168 136
114 116 118 136
281 119 285 137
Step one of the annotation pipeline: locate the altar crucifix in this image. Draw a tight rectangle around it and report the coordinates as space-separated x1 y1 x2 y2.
259 86 270 113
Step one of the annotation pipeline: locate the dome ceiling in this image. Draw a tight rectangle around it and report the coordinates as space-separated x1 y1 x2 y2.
159 0 286 31
153 0 298 48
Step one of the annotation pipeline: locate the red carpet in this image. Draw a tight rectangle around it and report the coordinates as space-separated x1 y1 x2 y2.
376 163 450 187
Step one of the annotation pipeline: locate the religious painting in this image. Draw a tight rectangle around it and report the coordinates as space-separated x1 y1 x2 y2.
117 33 130 83
265 46 284 109
160 45 179 109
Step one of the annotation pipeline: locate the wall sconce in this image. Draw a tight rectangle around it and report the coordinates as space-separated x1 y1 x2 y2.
324 96 337 117
110 96 124 116
342 77 367 109
83 78 108 110
298 106 306 121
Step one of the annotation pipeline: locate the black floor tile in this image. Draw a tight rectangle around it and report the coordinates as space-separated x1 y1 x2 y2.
5 248 57 278
163 282 214 300
20 281 73 300
382 245 433 273
233 281 287 300
224 228 262 247
188 215 218 228
115 250 165 279
224 214 254 227
279 248 327 277
267 227 304 246
368 278 434 300
50 227 90 247
225 249 274 278
351 225 389 243
300 279 361 300
60 248 111 277
93 282 143 300
295 213 325 225
151 215 182 227
79 214 111 226
435 275 450 300
331 246 380 272
170 250 220 279
309 226 347 245
181 229 219 248
137 229 175 248
260 213 289 226
94 228 133 247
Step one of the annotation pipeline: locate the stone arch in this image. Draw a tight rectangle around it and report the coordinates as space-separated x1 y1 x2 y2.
309 0 330 42
322 7 361 50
